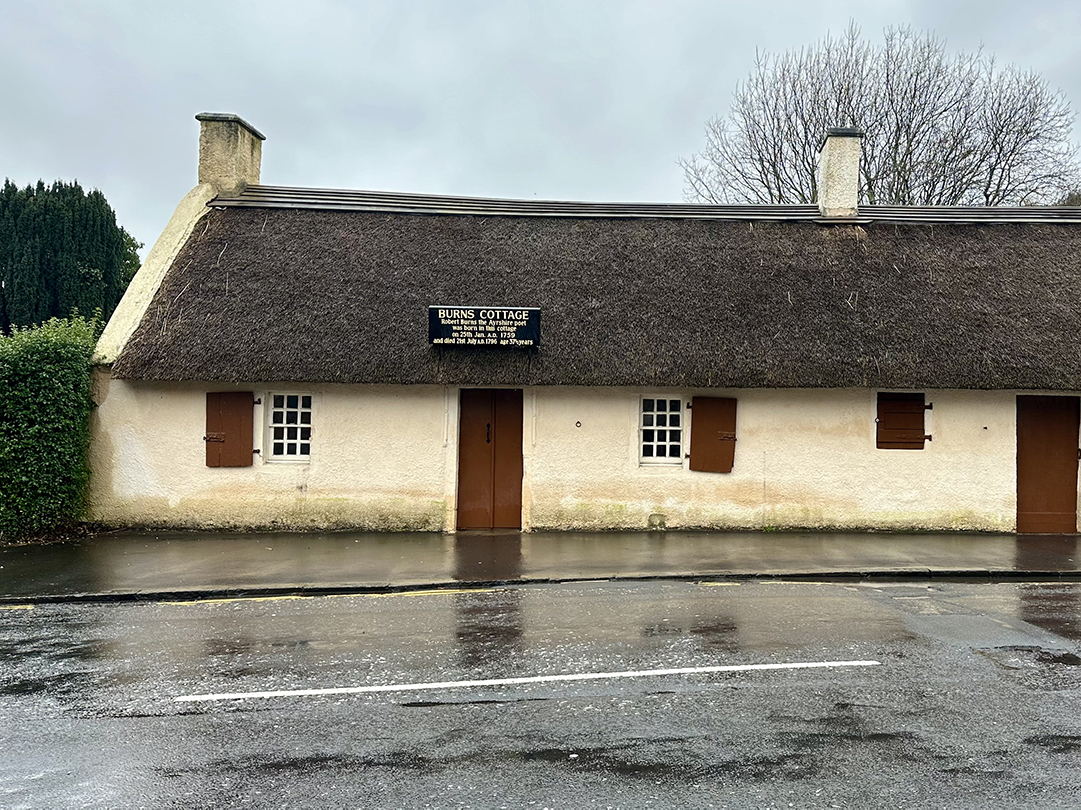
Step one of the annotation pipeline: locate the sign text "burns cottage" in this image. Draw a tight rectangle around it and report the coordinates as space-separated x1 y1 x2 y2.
428 306 541 347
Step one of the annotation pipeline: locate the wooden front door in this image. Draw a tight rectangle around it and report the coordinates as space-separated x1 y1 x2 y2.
1017 395 1080 534
457 389 524 529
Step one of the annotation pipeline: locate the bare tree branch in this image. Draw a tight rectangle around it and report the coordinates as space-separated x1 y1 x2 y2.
679 24 1081 206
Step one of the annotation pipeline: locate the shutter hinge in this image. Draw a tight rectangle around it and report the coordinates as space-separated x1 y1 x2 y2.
254 397 262 405
925 434 932 442
925 402 933 410
253 448 261 455
204 433 225 443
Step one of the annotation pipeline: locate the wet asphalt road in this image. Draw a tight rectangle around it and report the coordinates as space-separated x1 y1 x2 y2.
3 580 1081 808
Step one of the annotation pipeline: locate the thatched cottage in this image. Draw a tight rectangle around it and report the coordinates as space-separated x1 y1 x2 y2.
90 114 1081 534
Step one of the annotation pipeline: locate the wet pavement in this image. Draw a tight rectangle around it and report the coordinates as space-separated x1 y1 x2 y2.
4 579 1081 807
1 529 1079 602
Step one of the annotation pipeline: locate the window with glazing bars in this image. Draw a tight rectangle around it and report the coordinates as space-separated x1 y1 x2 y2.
641 397 683 462
269 394 312 459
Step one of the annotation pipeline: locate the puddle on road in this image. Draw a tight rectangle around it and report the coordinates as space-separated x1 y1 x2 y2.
638 615 743 654
446 581 916 664
977 646 1081 691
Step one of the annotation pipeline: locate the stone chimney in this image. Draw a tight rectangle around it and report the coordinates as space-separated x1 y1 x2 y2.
195 112 265 193
817 127 863 218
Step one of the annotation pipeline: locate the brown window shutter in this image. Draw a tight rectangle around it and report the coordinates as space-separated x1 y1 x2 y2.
205 391 254 467
689 396 737 473
877 392 930 449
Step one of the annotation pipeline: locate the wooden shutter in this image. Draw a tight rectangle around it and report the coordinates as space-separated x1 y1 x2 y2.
876 392 931 449
205 392 254 467
689 396 737 473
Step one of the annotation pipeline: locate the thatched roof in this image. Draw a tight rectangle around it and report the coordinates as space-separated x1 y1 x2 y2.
112 188 1081 389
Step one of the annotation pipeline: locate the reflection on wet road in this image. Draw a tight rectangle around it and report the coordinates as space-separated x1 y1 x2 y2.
454 535 524 668
4 529 1080 599
3 580 1081 807
1017 536 1081 642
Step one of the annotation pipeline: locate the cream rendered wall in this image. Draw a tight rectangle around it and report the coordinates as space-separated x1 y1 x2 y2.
89 375 451 529
527 387 1027 532
91 378 1078 532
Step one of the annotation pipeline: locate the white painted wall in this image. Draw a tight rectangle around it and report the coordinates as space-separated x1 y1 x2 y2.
90 375 1080 532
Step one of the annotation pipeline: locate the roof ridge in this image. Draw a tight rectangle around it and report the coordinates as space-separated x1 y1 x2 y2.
208 185 1081 224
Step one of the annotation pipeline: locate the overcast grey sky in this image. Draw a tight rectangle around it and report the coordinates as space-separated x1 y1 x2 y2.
3 0 1080 254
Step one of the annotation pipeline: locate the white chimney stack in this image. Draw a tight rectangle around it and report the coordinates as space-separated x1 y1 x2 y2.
817 127 863 218
195 112 265 193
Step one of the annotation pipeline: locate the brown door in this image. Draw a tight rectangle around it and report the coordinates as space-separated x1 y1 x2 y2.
457 389 524 529
1017 395 1080 534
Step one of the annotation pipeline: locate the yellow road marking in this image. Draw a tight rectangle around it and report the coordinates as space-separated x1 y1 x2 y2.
698 582 741 587
363 588 495 598
0 604 33 611
163 595 313 606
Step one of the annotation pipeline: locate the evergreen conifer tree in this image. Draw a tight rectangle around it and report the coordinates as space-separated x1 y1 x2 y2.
0 179 141 332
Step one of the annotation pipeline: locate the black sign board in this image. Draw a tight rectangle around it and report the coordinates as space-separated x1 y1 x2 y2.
429 306 540 347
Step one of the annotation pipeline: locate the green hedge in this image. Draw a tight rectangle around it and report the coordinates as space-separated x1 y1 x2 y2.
0 317 97 542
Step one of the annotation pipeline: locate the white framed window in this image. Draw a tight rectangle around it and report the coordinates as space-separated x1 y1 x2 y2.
267 393 312 461
640 396 683 464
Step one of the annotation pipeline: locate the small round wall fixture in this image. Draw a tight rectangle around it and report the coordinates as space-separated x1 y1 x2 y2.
576 421 582 428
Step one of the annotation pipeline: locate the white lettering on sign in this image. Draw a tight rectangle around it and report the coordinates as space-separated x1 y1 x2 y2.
478 310 528 320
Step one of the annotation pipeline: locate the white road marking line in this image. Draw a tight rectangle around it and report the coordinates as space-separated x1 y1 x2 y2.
175 659 881 703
